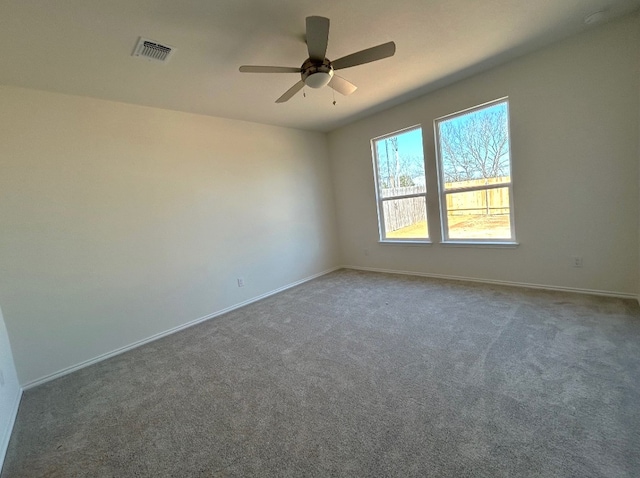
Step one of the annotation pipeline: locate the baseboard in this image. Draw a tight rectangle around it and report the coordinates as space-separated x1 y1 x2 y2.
19 264 634 390
343 265 638 300
0 388 23 475
22 267 340 391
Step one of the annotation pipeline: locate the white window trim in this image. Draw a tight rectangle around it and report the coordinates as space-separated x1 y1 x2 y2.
440 241 519 247
434 97 517 244
371 125 430 243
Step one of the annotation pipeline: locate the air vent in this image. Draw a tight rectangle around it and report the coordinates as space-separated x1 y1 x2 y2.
132 37 175 63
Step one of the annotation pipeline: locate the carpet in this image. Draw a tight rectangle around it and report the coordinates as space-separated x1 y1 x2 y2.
3 269 640 477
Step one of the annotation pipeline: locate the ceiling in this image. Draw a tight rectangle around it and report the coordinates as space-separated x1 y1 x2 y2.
1 0 638 132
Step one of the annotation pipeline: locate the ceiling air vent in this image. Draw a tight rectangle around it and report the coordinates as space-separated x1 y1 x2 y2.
132 37 175 63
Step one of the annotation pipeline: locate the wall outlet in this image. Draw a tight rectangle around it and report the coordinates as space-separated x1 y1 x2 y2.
572 256 583 268
364 248 369 256
0 369 4 387
237 277 245 287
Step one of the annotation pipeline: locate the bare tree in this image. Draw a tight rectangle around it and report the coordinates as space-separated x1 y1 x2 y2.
439 106 510 183
378 136 424 190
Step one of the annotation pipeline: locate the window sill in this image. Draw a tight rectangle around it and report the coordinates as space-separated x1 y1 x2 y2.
440 241 519 248
379 239 432 246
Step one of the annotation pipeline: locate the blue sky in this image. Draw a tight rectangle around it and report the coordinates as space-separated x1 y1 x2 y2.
375 127 424 167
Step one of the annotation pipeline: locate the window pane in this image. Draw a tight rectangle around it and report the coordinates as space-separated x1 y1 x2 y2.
372 126 428 241
382 197 428 239
437 101 511 190
374 128 425 197
446 187 511 239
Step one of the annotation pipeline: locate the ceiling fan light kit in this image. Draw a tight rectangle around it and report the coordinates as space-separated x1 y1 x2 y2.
239 15 396 103
301 58 334 88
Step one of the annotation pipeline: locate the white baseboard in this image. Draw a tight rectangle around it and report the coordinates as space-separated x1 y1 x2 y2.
0 388 23 475
343 265 638 300
20 264 635 390
22 267 340 390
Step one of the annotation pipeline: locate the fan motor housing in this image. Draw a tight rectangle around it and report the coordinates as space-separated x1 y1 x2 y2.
301 58 334 88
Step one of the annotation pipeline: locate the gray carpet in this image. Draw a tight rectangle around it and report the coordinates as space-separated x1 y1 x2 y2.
3 269 640 477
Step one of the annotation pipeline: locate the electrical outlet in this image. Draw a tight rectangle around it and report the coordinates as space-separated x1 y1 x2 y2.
237 278 245 287
364 248 369 256
0 369 4 387
572 256 583 268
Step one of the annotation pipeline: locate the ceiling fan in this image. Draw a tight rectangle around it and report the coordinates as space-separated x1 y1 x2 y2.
239 16 396 103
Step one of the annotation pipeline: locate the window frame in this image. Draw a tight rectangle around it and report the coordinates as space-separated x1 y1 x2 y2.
434 98 517 245
370 125 430 244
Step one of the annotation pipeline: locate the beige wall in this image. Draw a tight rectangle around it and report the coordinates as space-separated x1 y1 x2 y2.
0 86 339 385
329 13 640 296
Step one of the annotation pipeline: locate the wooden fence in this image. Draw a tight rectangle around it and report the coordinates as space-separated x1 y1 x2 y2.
381 177 510 232
381 186 427 233
445 177 510 217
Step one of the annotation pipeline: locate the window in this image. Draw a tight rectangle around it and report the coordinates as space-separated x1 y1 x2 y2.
435 99 515 242
371 126 428 242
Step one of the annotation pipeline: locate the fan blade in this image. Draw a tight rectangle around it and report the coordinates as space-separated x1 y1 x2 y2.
306 16 330 61
276 80 305 103
328 75 357 96
331 41 396 70
239 66 301 73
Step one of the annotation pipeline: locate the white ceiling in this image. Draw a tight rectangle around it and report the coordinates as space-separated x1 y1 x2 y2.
1 0 638 132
